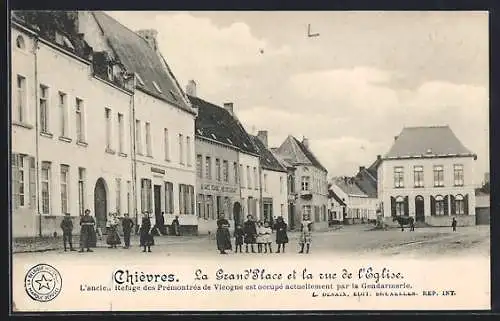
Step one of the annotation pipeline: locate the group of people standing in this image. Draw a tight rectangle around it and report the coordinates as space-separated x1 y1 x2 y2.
60 210 181 253
216 214 313 255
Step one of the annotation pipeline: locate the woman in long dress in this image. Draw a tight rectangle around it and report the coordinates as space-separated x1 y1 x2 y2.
140 212 154 253
274 216 289 253
299 214 313 254
216 214 232 254
106 213 121 248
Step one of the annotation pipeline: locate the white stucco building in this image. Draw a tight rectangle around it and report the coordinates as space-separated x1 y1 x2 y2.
329 177 378 224
378 126 477 226
251 131 288 223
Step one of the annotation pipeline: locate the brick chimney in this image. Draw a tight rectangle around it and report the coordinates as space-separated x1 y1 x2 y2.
223 102 234 115
302 136 309 148
186 80 197 97
136 29 159 52
257 130 268 147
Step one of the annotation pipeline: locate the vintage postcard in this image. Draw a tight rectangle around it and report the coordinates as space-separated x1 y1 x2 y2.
10 10 490 312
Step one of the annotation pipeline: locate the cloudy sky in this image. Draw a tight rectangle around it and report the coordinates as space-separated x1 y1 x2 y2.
107 11 489 184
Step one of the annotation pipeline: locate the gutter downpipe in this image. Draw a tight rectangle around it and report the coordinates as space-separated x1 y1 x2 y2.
130 78 138 232
34 35 42 237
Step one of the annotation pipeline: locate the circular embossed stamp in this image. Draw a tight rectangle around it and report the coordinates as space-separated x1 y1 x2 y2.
24 264 62 302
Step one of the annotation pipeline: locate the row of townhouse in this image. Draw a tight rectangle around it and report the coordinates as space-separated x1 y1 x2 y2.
11 11 197 237
328 125 480 227
11 10 330 237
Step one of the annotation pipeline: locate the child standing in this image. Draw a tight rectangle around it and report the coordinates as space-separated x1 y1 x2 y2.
262 221 273 253
256 221 265 253
234 224 244 253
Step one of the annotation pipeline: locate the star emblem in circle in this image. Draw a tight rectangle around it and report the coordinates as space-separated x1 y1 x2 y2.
34 274 53 291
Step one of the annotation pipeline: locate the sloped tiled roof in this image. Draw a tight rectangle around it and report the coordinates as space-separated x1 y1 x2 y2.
384 126 475 159
328 189 346 207
250 136 287 173
275 136 327 172
189 95 258 155
332 177 367 197
355 169 377 198
91 12 193 114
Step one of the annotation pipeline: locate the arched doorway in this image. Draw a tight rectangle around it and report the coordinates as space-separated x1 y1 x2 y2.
415 195 425 222
94 178 107 230
233 202 242 225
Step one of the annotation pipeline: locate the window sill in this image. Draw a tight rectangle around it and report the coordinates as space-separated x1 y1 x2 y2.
453 185 464 188
393 186 404 189
414 186 424 188
434 185 445 188
77 141 88 147
58 136 72 143
40 131 53 138
118 152 128 158
105 148 116 155
13 121 33 129
146 155 153 158
137 152 143 156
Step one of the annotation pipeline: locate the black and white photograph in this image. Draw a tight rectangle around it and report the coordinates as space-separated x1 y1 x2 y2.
10 10 490 312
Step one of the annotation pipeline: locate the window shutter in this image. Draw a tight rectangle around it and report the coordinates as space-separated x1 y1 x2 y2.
140 179 146 213
29 157 36 209
390 196 396 216
464 194 469 215
450 195 456 215
190 186 195 215
430 196 436 215
12 153 20 209
148 180 152 213
179 184 183 214
404 196 409 216
443 195 449 215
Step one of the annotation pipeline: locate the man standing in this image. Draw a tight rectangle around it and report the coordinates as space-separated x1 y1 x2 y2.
452 217 457 232
60 213 75 251
79 209 96 252
171 216 181 236
243 215 257 253
122 213 134 249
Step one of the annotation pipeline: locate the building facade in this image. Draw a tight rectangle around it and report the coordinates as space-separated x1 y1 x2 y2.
329 177 378 224
81 12 198 233
11 11 198 237
189 89 251 234
273 136 329 230
11 11 135 237
378 126 477 226
251 131 288 223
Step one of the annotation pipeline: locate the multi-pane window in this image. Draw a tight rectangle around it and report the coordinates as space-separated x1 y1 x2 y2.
434 165 444 187
395 196 404 216
145 122 152 156
76 98 85 142
263 174 268 192
197 194 204 218
164 128 170 161
179 134 184 164
140 178 152 213
455 194 465 215
223 160 229 182
302 205 312 218
205 156 212 179
135 120 142 155
41 162 51 214
78 167 86 216
205 195 213 220
17 156 26 207
216 159 221 181
435 195 445 215
414 165 424 187
117 113 124 153
59 92 68 137
60 165 69 214
233 162 238 183
16 75 26 123
454 164 464 186
247 166 251 189
186 136 191 166
116 178 121 214
393 167 404 188
301 176 310 191
196 154 203 178
179 184 195 215
164 181 174 214
40 85 49 133
253 167 258 189
105 108 112 150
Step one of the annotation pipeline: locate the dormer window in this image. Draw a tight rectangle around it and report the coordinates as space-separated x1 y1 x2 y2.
135 73 145 86
152 81 162 93
16 35 25 49
107 66 113 81
226 138 233 144
211 133 217 140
